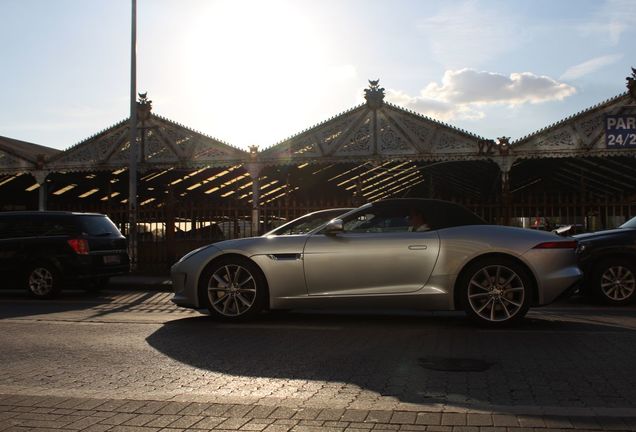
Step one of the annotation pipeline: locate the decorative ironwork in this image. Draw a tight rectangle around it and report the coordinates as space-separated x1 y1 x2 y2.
249 145 259 160
378 118 410 153
137 92 153 121
497 136 510 156
627 67 636 100
477 137 509 156
478 139 495 156
364 79 385 109
339 124 371 154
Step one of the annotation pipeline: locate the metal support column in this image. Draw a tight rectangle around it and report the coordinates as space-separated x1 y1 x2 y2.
493 152 514 226
33 171 49 211
248 146 261 237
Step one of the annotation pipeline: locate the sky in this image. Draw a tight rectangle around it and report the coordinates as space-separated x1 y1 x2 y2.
1 0 635 151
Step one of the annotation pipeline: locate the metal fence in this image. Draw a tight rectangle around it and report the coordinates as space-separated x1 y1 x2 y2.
54 193 636 274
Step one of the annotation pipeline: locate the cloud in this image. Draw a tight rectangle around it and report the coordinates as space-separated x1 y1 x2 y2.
386 89 483 122
561 54 624 80
386 69 576 122
422 69 575 105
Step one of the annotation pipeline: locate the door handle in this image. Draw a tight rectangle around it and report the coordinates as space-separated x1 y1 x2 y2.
408 245 428 250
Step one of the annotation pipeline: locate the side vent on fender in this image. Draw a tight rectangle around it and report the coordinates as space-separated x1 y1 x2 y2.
267 254 302 261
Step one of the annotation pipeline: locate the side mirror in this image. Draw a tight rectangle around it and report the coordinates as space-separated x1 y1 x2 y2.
324 218 344 235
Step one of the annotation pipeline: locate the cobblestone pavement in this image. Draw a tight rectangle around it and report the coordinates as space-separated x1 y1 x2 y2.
2 393 636 432
1 290 636 431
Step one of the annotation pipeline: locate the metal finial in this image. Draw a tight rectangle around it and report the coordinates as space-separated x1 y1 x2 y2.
627 67 636 99
136 92 152 121
364 79 385 109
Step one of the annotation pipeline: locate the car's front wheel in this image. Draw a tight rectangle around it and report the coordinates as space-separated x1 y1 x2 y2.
591 258 636 305
460 257 532 326
199 257 267 320
25 262 61 299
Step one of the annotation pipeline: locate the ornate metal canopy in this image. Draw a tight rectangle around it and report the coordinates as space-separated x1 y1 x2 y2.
46 113 248 173
258 80 488 165
1 72 636 208
0 135 60 175
508 92 635 160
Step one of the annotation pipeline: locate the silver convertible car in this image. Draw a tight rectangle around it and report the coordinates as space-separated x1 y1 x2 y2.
171 199 581 325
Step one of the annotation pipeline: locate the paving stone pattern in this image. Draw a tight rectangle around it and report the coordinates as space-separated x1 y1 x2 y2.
2 313 636 414
2 394 636 431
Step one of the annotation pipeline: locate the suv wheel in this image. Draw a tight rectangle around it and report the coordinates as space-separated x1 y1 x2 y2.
591 258 636 305
26 263 61 299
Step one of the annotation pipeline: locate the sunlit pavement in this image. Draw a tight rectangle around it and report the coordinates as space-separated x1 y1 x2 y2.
1 288 636 431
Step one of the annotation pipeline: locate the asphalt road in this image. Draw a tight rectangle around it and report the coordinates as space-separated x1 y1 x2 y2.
1 289 636 420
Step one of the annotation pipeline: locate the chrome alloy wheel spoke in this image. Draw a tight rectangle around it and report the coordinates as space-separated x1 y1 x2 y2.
469 292 491 298
468 265 524 322
500 299 511 318
238 276 254 288
476 298 494 314
208 264 257 316
470 280 490 292
500 296 522 307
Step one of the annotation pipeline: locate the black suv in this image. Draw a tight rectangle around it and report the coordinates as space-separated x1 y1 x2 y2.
574 216 636 305
0 211 130 298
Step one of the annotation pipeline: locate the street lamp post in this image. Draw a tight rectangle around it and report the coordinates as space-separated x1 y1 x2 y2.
128 0 139 269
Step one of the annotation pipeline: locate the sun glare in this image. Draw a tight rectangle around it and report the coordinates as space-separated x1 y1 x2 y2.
180 0 352 149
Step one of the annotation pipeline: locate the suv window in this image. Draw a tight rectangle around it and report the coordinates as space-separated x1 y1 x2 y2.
77 215 121 236
0 215 78 238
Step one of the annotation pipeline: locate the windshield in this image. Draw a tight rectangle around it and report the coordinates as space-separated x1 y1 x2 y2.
265 208 352 235
620 216 636 229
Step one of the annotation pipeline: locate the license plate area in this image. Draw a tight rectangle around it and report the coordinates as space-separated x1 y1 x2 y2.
103 255 121 265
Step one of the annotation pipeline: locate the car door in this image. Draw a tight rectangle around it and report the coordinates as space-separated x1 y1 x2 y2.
0 216 26 282
302 204 440 295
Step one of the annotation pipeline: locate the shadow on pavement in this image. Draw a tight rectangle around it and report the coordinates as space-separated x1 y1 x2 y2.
147 309 636 409
0 289 159 320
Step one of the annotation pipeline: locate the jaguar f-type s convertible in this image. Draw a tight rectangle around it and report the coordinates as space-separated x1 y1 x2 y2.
171 199 581 325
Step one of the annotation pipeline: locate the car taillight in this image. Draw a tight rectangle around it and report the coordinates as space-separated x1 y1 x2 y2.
532 240 578 249
67 238 90 255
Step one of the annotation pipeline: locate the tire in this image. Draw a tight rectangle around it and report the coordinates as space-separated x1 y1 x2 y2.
199 257 267 321
459 256 533 326
25 262 61 299
590 258 636 305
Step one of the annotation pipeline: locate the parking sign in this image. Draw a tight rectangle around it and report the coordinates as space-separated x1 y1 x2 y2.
605 114 636 148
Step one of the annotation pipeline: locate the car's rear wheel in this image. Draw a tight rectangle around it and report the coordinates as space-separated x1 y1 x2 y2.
199 257 267 320
591 258 636 305
460 257 532 326
25 262 61 299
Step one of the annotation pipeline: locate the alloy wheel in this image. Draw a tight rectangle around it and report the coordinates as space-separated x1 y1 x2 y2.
467 265 525 322
600 265 636 302
207 264 257 317
28 267 55 297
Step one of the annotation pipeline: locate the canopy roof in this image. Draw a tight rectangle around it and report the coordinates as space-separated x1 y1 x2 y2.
46 113 249 173
1 74 636 209
259 82 485 165
0 135 60 173
510 92 635 159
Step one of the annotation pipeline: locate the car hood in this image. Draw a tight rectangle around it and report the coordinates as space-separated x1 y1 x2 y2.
213 234 309 255
573 228 626 241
